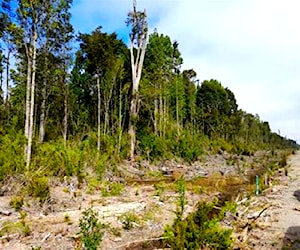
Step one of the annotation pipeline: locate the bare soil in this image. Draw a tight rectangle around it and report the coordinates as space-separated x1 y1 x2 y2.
233 151 300 249
0 151 298 249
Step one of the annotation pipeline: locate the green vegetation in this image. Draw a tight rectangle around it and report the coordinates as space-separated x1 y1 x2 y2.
101 182 124 197
0 1 297 185
118 211 140 230
0 211 31 237
163 178 233 249
9 195 24 211
79 208 106 250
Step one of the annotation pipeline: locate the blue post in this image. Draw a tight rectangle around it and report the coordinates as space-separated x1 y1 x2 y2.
255 175 259 195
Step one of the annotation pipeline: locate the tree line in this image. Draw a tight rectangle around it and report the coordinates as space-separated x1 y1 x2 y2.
0 0 298 180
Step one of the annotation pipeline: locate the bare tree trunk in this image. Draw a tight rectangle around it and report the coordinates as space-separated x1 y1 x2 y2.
176 79 180 136
128 0 148 161
159 87 163 137
103 77 115 136
128 90 137 160
39 84 46 143
117 78 123 158
25 49 32 141
154 82 158 135
63 84 68 145
5 50 10 106
24 44 32 164
97 76 101 151
26 29 37 168
39 56 48 143
154 98 158 135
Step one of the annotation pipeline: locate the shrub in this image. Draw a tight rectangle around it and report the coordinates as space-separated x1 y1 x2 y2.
79 208 105 250
26 175 50 203
101 182 124 197
0 131 25 181
279 153 287 168
119 211 140 230
163 200 233 249
9 196 24 211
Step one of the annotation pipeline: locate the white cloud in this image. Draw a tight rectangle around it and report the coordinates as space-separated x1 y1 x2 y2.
153 0 300 143
71 0 300 143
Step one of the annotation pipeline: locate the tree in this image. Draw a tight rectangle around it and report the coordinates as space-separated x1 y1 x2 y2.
77 27 126 150
143 31 173 136
1 0 73 166
37 0 73 143
126 0 148 160
196 79 237 138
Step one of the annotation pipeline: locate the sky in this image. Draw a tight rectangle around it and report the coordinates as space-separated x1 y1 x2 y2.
71 0 300 143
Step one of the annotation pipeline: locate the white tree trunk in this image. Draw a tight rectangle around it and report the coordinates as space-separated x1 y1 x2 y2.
5 50 10 105
97 76 101 151
26 28 37 168
39 84 46 143
63 85 68 145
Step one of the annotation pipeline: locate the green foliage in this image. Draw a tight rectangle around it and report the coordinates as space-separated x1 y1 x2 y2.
154 181 166 197
164 200 233 250
0 131 25 181
1 211 31 237
176 178 186 220
34 141 83 178
9 196 24 211
174 131 205 162
26 174 50 203
119 211 140 230
79 208 105 250
279 153 288 168
101 182 124 197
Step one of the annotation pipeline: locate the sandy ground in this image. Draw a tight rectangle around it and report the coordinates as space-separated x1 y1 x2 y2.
237 151 300 250
0 151 299 249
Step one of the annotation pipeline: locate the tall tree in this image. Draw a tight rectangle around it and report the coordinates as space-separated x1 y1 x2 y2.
38 0 73 143
77 27 126 150
126 0 148 160
1 0 73 166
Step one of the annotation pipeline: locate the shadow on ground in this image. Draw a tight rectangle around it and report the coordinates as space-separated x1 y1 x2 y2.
293 190 300 202
282 227 300 249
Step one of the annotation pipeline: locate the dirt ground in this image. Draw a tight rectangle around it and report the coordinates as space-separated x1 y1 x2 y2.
0 151 299 249
235 151 300 250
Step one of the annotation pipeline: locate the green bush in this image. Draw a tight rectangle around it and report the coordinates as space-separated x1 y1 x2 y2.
26 175 50 203
119 211 140 230
138 131 169 160
164 200 233 250
9 196 24 211
175 132 204 163
79 208 105 250
279 153 287 168
35 141 83 178
0 131 25 181
101 182 124 197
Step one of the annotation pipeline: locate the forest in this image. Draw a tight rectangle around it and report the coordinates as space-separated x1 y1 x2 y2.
0 0 297 180
0 1 299 249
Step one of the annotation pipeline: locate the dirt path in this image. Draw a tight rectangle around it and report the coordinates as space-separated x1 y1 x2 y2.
240 151 300 249
276 151 300 249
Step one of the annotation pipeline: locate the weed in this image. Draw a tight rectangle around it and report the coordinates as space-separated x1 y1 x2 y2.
119 211 140 230
79 207 106 250
101 182 124 197
154 182 166 196
86 177 101 195
109 226 121 237
9 196 24 211
64 213 71 223
26 175 50 203
110 182 124 196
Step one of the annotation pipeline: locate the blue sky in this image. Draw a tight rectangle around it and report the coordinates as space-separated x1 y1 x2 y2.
71 0 300 143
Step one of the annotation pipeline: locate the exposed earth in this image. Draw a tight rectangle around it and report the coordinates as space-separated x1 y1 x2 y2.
0 150 299 249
